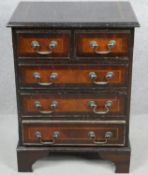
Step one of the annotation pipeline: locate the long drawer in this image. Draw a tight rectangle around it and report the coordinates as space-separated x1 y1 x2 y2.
20 93 126 116
19 65 128 88
22 120 126 146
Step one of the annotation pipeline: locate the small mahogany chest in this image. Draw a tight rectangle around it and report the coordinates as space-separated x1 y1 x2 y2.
8 1 139 173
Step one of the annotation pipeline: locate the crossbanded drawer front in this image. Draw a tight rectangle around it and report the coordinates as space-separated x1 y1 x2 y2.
75 30 130 57
19 65 128 87
17 31 70 58
20 94 125 116
22 120 126 146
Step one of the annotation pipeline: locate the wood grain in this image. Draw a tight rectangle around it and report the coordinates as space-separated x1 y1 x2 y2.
22 121 125 145
76 32 130 57
19 65 128 86
7 1 140 28
17 32 70 57
21 94 125 115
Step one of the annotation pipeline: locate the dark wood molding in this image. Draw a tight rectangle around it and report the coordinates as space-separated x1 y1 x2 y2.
7 2 139 28
17 143 130 172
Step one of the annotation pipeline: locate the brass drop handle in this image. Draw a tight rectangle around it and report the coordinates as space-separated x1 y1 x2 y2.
33 72 58 86
88 131 113 145
34 100 58 114
89 40 116 54
89 71 114 85
31 40 58 55
35 131 60 145
88 100 112 114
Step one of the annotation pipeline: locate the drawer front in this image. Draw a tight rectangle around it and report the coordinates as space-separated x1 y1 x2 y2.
75 31 130 57
21 94 125 116
22 120 126 146
17 31 70 58
19 65 128 87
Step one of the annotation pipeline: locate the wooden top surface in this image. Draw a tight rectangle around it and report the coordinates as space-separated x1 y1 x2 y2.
8 1 139 28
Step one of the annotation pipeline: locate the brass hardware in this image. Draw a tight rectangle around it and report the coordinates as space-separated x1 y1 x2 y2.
34 100 58 114
31 40 58 55
89 71 114 85
108 40 116 49
31 40 40 49
35 131 42 139
52 131 60 139
35 131 60 145
89 40 116 54
89 41 99 49
88 131 96 139
106 71 114 80
89 72 97 80
88 131 113 145
50 100 58 110
34 50 52 55
49 40 58 49
33 72 41 80
33 72 58 86
105 131 113 139
88 100 112 114
36 82 53 86
34 101 42 109
50 72 58 81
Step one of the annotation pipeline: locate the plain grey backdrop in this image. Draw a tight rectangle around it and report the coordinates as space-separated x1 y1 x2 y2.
0 0 148 175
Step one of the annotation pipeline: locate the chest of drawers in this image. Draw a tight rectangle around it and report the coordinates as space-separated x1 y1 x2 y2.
8 1 139 173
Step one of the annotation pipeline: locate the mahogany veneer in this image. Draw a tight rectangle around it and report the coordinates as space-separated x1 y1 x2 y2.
17 31 70 57
22 120 126 146
76 31 130 57
21 94 125 115
19 65 128 87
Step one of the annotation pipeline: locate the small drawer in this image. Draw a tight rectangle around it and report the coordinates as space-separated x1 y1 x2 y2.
22 120 126 146
19 65 128 88
75 30 130 57
17 30 70 58
20 93 125 116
